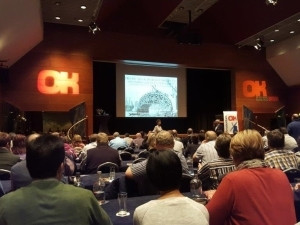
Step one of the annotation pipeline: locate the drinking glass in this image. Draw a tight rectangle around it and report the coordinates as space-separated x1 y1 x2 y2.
116 192 130 217
109 166 116 182
75 172 81 187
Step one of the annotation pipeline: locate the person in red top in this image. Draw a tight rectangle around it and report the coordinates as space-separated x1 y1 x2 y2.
205 129 296 225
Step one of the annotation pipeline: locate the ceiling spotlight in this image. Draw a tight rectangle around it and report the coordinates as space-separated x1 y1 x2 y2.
266 0 278 5
253 38 264 51
89 21 100 34
254 43 262 50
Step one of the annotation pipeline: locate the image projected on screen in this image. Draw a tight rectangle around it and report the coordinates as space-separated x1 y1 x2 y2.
125 75 177 117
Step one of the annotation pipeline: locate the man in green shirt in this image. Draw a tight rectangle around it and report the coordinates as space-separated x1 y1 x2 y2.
0 134 112 225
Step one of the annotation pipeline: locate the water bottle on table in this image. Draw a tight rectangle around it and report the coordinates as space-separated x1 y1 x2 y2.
190 174 206 204
93 171 108 205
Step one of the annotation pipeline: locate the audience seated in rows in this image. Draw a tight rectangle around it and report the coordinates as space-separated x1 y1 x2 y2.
109 132 128 150
279 127 298 150
287 113 300 142
123 132 133 147
132 132 144 149
11 134 27 160
0 132 21 174
81 132 121 174
125 130 189 181
133 150 209 225
172 129 181 142
198 133 235 190
70 134 85 156
0 134 112 225
181 127 194 149
139 130 154 150
205 129 296 225
264 129 298 170
10 133 40 190
262 127 298 151
184 134 200 158
79 133 98 160
193 130 218 166
170 130 184 153
11 133 76 190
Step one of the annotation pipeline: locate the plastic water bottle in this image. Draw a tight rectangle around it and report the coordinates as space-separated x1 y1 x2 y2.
186 155 194 176
190 174 202 200
93 171 106 205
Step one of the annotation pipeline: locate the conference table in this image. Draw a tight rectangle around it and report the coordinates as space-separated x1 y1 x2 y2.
101 192 202 225
1 174 300 223
101 194 159 225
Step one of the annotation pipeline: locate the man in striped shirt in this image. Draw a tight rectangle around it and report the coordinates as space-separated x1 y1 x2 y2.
265 129 299 170
198 133 235 190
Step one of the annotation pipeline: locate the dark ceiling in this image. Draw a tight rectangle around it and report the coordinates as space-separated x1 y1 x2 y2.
93 0 300 46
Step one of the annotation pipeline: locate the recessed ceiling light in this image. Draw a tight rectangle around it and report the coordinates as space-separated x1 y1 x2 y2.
78 19 83 22
81 5 86 9
55 16 61 20
274 29 279 32
290 30 295 34
270 39 275 42
297 19 300 22
55 2 61 6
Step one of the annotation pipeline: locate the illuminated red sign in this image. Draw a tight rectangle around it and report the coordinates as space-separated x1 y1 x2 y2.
242 80 278 102
37 70 79 94
243 80 267 97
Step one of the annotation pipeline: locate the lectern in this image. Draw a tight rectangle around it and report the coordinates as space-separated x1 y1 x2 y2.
95 115 110 134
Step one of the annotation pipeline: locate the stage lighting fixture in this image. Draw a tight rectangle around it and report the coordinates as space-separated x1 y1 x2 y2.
89 21 100 34
253 38 264 51
266 0 278 6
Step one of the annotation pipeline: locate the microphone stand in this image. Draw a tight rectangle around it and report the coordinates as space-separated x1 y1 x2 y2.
248 119 269 132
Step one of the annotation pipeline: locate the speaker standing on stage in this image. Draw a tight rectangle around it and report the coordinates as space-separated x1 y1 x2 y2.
153 119 163 134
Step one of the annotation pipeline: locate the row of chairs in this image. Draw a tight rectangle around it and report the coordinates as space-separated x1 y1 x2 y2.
96 158 147 173
119 149 149 161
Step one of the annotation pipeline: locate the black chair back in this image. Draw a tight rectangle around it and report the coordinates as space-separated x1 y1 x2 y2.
119 151 133 160
283 168 300 183
97 162 119 173
138 149 150 159
0 169 11 180
132 157 147 164
179 173 193 193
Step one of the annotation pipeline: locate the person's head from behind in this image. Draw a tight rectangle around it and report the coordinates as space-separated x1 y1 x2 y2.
135 132 142 138
147 132 156 150
267 129 284 149
292 113 299 121
88 133 98 143
12 134 27 154
205 130 217 142
26 134 65 179
191 134 199 144
187 128 193 135
113 132 120 138
215 133 232 158
97 132 109 145
230 129 264 166
146 150 182 192
0 132 10 148
155 130 174 150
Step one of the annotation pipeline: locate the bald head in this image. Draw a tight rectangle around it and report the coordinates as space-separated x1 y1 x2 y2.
27 133 41 143
155 130 174 150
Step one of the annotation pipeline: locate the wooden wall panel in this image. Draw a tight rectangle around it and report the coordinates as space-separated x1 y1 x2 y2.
0 23 293 133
